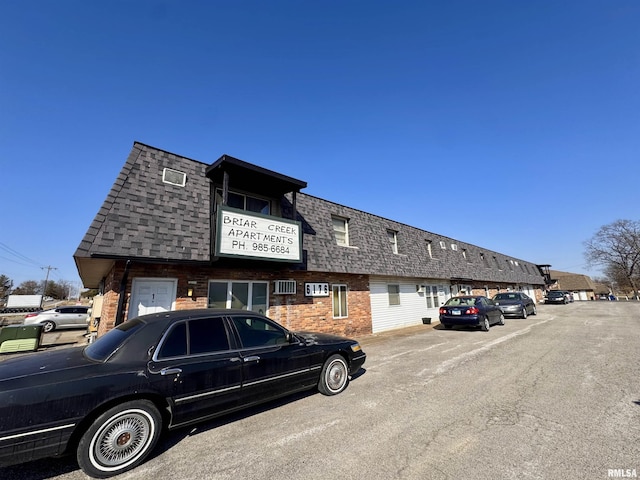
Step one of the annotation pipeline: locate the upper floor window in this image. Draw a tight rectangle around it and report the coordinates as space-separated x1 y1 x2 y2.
332 215 349 246
217 188 270 215
426 240 434 259
387 229 399 254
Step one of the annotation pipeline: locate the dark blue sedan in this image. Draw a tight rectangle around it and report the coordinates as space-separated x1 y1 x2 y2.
439 295 504 331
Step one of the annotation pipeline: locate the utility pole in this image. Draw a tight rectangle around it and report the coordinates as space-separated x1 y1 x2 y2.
40 265 57 308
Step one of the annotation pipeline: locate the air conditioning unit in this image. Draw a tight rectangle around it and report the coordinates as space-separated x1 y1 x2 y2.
274 280 296 295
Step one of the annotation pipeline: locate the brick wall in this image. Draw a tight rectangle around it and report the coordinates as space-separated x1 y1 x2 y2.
98 261 372 338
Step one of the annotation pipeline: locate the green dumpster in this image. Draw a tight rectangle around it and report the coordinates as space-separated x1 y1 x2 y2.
0 325 43 353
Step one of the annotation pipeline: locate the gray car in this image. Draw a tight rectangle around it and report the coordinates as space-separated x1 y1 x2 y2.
493 292 537 318
23 306 89 332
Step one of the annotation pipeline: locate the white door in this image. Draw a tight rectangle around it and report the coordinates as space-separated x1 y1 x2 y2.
129 279 177 319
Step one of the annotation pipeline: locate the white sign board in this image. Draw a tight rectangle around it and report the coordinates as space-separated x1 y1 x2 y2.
216 207 302 262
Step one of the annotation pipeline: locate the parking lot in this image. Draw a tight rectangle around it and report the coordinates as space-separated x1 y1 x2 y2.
2 301 639 479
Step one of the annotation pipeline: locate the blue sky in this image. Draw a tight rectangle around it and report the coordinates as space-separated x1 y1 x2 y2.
1 0 639 290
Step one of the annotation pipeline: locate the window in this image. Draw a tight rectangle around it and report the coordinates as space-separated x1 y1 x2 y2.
157 318 232 359
332 285 348 318
439 241 447 249
388 284 400 305
387 229 398 254
451 244 458 251
231 315 288 348
216 188 270 215
426 240 434 259
208 281 268 315
331 215 349 246
425 285 440 308
158 323 187 359
189 318 231 355
162 168 187 187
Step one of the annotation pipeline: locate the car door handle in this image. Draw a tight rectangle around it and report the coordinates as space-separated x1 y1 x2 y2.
160 367 182 376
243 356 260 363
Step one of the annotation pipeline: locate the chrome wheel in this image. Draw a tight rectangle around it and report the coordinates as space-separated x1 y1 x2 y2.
78 400 161 478
42 321 55 333
91 410 153 467
318 354 349 396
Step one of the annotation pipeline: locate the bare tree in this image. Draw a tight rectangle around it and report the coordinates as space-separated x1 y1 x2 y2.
13 280 41 295
584 219 640 295
0 274 13 302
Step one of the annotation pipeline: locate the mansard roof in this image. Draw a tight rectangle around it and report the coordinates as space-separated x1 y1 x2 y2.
75 142 546 287
290 193 545 285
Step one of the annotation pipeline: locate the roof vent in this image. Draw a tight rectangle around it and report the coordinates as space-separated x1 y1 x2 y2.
162 168 187 187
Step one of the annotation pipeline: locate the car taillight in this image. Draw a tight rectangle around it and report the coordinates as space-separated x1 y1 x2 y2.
439 307 446 314
24 313 38 319
465 307 479 315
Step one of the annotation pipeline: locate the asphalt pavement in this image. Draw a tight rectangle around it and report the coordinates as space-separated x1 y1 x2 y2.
2 301 639 480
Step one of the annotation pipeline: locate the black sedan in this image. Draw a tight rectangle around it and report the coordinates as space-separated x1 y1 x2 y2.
439 295 504 331
492 292 537 319
0 309 366 478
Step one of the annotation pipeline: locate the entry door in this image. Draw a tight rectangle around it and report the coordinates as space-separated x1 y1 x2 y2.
129 279 177 318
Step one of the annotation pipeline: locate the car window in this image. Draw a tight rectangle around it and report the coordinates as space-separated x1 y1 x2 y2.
231 315 288 348
85 318 146 361
188 318 231 355
158 323 188 359
157 318 232 359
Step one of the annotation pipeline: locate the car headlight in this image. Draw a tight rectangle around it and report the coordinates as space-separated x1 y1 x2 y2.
350 343 362 352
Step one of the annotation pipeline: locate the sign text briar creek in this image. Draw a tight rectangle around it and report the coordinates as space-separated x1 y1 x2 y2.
217 208 302 262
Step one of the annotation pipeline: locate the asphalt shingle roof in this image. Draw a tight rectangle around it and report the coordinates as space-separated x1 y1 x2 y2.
75 142 546 287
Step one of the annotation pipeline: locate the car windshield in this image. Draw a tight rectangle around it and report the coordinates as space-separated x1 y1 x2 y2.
446 297 476 306
494 293 518 300
84 318 145 361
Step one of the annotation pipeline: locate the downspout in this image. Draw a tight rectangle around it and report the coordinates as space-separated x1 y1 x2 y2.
115 260 132 326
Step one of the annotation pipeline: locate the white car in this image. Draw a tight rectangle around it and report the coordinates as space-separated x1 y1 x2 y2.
23 306 89 333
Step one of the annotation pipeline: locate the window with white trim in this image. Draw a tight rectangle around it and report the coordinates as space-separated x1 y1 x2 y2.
332 215 349 246
426 240 434 259
388 284 400 305
332 285 348 318
387 230 399 254
208 280 268 315
425 285 440 308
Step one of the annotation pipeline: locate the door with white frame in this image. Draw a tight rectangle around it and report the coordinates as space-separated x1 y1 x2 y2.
129 278 177 319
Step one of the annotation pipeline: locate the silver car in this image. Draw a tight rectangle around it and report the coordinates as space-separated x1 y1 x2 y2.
493 292 537 318
23 306 89 333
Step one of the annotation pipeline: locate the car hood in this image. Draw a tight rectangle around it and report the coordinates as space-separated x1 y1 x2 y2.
295 331 357 346
0 346 93 382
